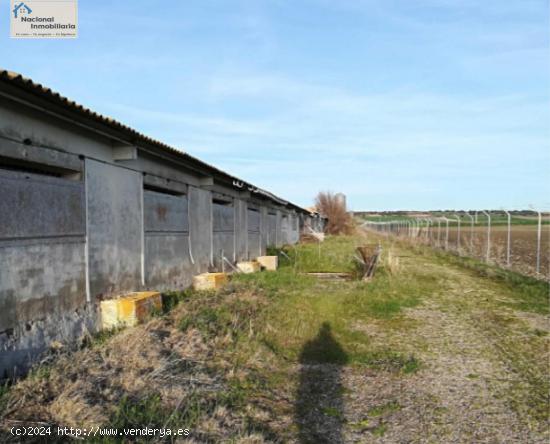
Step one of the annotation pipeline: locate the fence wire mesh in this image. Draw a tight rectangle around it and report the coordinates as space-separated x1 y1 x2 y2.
362 211 550 281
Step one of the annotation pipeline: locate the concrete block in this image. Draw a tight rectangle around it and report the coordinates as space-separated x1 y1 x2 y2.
193 272 228 291
257 256 278 271
100 291 162 329
237 261 261 274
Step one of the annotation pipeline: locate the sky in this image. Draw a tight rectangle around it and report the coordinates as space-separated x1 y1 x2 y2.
1 0 548 211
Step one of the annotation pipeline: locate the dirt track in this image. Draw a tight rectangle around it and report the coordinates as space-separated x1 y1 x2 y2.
333 248 549 443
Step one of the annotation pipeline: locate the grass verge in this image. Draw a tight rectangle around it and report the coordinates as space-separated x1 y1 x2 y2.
408 241 549 314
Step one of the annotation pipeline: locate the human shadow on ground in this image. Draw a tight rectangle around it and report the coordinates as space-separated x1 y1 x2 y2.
295 322 349 444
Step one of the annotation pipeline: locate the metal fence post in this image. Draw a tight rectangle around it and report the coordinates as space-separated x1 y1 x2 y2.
482 210 491 262
425 219 430 242
504 210 511 267
465 212 474 254
536 210 542 274
454 214 461 252
437 218 441 248
443 217 449 250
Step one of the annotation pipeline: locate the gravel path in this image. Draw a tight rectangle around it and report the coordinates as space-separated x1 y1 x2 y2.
302 250 549 443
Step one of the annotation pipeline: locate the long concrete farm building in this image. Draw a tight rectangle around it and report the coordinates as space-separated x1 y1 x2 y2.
0 70 325 378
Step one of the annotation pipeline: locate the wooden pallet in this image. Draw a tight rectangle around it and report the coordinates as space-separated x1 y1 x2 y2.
356 244 381 281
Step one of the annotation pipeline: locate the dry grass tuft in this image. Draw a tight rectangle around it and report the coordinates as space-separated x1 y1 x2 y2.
235 433 268 443
384 247 400 275
1 289 273 440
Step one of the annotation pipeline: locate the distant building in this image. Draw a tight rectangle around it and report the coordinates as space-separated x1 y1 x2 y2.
335 192 347 210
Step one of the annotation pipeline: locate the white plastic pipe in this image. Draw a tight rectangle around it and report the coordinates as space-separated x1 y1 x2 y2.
223 256 241 273
187 192 195 265
233 202 237 262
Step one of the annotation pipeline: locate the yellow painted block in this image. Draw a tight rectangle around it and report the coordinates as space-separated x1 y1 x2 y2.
257 256 278 271
237 261 261 274
193 272 228 291
100 291 161 330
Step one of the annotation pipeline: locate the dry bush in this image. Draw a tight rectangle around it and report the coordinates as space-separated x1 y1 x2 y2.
315 191 353 235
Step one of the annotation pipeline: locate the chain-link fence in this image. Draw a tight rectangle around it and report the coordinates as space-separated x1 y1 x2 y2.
362 211 550 281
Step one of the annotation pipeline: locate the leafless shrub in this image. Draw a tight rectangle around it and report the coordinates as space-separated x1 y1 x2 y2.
315 191 353 235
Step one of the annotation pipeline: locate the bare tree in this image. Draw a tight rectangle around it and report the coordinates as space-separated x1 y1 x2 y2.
315 191 353 235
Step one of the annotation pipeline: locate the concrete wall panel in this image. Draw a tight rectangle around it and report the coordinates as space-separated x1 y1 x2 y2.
234 199 247 261
144 191 191 288
267 213 277 247
247 207 260 259
289 214 300 244
144 190 188 233
213 233 234 267
275 211 283 247
247 208 260 232
86 159 143 298
145 234 192 289
213 202 234 266
281 214 290 245
0 239 88 378
0 240 86 331
0 169 85 240
0 101 113 162
1 303 95 378
124 153 200 187
188 186 212 271
0 138 82 173
247 233 261 259
260 207 268 255
213 203 234 232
